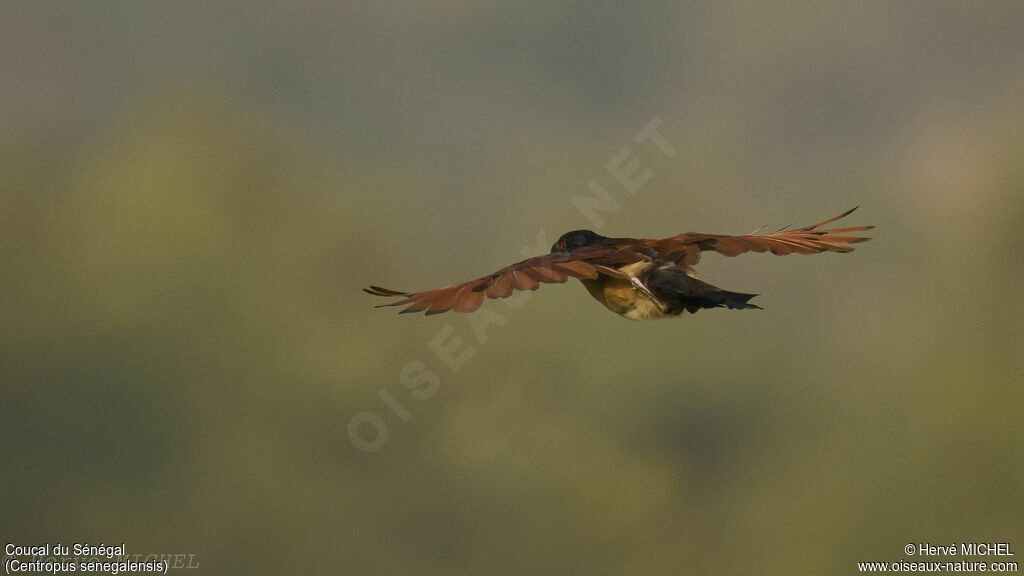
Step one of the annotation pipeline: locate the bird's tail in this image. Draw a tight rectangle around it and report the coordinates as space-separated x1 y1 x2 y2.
647 268 762 314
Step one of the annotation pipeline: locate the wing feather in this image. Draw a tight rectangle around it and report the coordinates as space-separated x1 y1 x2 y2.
662 207 873 262
366 252 613 315
552 260 600 278
509 269 540 291
484 275 515 299
530 265 568 283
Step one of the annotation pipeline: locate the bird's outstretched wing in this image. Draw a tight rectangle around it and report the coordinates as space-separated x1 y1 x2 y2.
365 247 639 315
654 206 874 266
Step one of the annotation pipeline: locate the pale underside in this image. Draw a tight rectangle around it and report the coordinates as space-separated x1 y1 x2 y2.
581 261 695 321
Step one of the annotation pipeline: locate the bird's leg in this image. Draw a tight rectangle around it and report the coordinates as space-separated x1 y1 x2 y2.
612 260 668 312
629 276 668 313
597 260 669 313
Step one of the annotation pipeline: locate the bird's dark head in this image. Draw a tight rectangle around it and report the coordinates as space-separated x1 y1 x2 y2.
551 229 605 253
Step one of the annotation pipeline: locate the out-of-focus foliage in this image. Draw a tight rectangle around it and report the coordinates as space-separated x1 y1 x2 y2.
2 2 1022 575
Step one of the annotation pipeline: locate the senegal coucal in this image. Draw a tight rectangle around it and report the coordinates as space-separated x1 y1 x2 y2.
365 207 872 320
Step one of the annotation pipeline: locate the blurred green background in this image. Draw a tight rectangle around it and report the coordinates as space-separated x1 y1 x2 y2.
2 2 1023 574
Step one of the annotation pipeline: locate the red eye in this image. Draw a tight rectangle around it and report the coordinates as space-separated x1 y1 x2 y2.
559 241 566 249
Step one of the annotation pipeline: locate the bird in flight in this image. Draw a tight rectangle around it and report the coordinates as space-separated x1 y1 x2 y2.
365 207 872 320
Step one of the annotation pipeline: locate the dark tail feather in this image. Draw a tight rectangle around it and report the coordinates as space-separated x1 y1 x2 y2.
647 268 762 314
712 289 762 311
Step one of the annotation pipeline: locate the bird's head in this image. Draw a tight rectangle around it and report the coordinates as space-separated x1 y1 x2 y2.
551 230 606 253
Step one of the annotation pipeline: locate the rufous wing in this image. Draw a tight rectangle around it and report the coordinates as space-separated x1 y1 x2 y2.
364 253 604 315
654 206 874 266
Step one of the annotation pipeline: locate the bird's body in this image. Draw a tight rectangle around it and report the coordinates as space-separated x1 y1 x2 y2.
365 208 872 320
580 263 758 320
581 260 667 320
